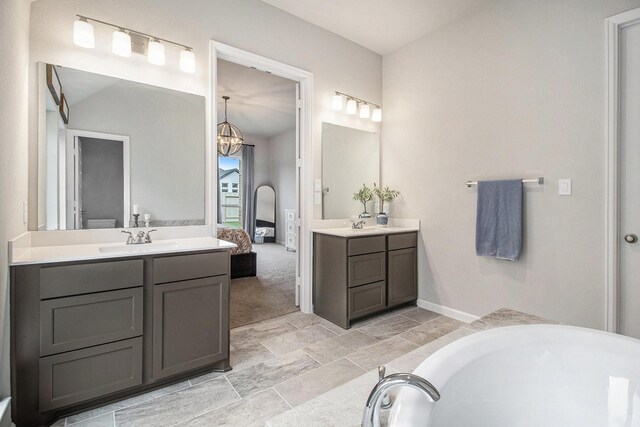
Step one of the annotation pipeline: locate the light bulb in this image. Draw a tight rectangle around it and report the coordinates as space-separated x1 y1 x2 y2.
371 107 382 122
359 103 370 119
147 39 165 65
73 18 95 49
180 48 196 73
332 94 343 111
112 30 131 57
346 99 357 115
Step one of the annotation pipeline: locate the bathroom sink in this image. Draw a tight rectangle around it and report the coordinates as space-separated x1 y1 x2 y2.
98 242 181 254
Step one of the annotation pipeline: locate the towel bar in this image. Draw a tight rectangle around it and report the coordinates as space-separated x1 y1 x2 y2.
466 177 544 187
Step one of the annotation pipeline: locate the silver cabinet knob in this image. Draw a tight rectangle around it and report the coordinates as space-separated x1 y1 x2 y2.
625 234 638 244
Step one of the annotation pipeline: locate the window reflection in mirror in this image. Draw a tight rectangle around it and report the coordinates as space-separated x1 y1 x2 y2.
38 64 205 230
321 123 380 219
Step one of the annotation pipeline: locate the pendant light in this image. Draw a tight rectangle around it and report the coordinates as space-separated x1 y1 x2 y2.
217 96 244 157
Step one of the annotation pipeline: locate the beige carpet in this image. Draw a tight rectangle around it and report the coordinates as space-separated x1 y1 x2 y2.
230 243 298 329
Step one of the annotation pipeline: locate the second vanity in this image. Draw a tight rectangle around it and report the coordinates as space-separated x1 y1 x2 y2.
9 233 234 426
313 225 419 329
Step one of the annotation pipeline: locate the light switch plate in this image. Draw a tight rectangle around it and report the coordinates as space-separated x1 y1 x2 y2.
558 179 572 196
314 179 322 192
314 192 321 205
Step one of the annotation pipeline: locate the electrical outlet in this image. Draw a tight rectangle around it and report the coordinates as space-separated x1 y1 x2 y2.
314 192 321 205
314 179 322 192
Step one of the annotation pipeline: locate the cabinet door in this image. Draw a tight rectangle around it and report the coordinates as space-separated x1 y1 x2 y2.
388 247 418 307
152 276 228 380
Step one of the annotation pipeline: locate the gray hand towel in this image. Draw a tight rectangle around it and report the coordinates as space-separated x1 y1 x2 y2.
475 179 523 261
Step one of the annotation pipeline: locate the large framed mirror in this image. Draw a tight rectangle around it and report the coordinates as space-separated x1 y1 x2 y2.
321 123 380 219
254 185 276 243
36 63 206 230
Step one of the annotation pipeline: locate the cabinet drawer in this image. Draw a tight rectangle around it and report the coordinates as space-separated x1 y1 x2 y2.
40 259 143 300
153 251 228 284
39 337 142 411
348 235 386 256
388 232 417 251
40 288 143 356
349 281 386 320
348 252 386 287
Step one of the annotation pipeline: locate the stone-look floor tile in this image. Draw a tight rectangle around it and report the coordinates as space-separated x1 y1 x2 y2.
231 318 298 350
388 327 476 372
114 377 239 426
275 358 365 407
67 412 114 427
399 308 441 324
399 318 462 346
266 367 397 427
279 311 347 335
50 418 67 426
230 342 277 371
470 307 558 331
347 336 418 371
377 304 418 318
177 388 290 427
226 350 320 397
262 324 337 356
189 370 225 386
66 381 190 424
303 330 378 365
357 315 419 341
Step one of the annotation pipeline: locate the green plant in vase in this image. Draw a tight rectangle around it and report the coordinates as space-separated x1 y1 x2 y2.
353 184 373 218
373 183 400 226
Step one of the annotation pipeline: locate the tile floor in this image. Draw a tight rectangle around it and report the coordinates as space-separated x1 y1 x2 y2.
51 306 550 427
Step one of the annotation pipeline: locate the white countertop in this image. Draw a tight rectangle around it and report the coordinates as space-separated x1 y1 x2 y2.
9 236 236 266
311 225 419 238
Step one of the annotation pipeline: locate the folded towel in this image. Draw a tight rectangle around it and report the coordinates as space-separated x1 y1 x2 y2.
475 179 523 261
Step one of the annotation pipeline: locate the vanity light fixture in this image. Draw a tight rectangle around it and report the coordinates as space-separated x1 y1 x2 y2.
112 29 132 57
72 15 194 73
73 17 95 49
332 91 382 122
217 96 244 157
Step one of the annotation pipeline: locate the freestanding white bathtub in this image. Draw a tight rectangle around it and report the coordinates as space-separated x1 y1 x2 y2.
388 325 640 426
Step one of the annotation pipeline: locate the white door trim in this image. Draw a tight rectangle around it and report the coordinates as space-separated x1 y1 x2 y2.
65 129 131 229
605 7 640 333
210 41 314 314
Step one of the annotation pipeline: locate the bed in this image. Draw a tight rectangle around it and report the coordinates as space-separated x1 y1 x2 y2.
216 226 257 279
255 219 276 244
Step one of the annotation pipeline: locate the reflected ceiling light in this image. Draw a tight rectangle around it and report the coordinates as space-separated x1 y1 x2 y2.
73 17 95 48
180 48 196 73
217 96 244 157
332 93 343 110
359 103 370 119
147 39 165 65
346 98 357 115
371 107 382 122
332 91 382 122
112 29 132 57
71 15 194 73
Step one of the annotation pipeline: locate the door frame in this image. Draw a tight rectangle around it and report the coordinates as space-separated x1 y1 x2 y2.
210 41 314 313
65 129 131 229
605 7 640 333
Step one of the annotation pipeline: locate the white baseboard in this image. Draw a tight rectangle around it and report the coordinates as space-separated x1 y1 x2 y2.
417 299 480 324
0 397 11 427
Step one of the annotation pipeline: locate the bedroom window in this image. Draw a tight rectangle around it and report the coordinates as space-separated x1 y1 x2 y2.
218 155 242 227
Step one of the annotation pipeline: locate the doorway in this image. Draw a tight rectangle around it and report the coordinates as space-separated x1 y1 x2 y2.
66 130 130 230
606 8 640 337
211 41 314 318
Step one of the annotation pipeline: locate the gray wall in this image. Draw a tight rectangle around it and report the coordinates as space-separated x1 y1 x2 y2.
268 129 296 243
79 137 124 228
382 0 640 328
0 0 30 407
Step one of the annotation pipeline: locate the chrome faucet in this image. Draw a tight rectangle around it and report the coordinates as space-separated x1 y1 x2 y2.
145 229 157 243
122 230 147 245
361 367 440 427
351 219 366 229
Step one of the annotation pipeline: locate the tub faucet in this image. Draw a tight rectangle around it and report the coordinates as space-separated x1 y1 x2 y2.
351 220 365 229
361 368 440 427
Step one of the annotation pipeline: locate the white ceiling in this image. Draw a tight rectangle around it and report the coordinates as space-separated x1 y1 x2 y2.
261 0 490 55
216 59 297 139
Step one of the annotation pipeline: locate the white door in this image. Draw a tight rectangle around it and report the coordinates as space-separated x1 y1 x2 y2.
619 17 640 339
294 82 301 307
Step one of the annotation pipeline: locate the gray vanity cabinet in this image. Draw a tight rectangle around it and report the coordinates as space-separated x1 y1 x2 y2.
152 252 229 379
313 231 418 329
11 250 231 427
